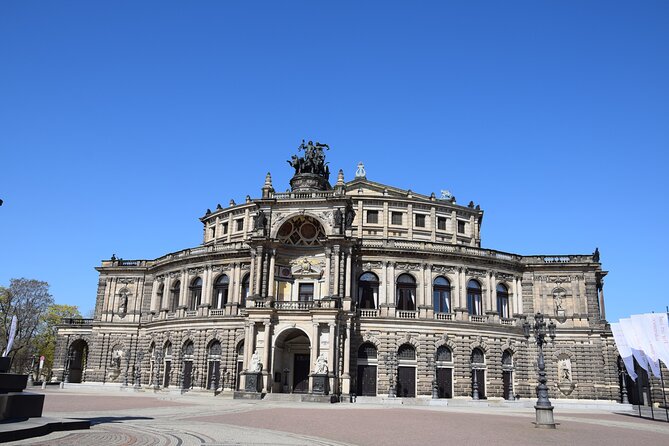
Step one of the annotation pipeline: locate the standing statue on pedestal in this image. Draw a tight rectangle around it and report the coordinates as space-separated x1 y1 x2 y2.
287 140 331 180
315 353 328 375
250 350 262 373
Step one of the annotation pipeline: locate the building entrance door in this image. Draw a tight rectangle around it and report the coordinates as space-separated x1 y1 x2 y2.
436 368 452 398
293 354 310 393
397 366 415 397
163 360 172 387
473 369 486 398
357 365 377 396
503 370 513 400
183 361 193 389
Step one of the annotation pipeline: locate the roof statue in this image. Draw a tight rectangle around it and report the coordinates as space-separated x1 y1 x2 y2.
355 162 366 179
288 140 330 180
288 140 333 192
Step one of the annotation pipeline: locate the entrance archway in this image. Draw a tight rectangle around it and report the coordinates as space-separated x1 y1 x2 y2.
67 339 88 383
272 328 311 393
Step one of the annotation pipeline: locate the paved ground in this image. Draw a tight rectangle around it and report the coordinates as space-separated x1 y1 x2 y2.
6 388 669 445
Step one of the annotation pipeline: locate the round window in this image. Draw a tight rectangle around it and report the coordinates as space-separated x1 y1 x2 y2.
300 222 317 240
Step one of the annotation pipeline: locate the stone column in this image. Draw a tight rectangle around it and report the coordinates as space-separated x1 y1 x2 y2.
333 246 340 298
342 321 351 394
162 277 171 314
267 249 276 298
407 203 413 239
202 266 213 307
451 210 458 243
255 246 264 297
231 263 240 305
179 270 189 309
425 264 433 313
327 323 336 368
490 271 497 312
344 249 352 299
249 251 256 296
310 322 319 392
149 279 160 313
458 268 466 309
388 262 396 306
324 248 332 297
244 322 255 370
430 206 436 242
382 201 389 239
380 261 388 306
263 321 272 391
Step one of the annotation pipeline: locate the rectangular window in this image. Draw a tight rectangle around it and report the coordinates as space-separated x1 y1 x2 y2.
298 283 314 301
415 214 426 228
437 217 447 230
366 210 379 224
391 212 403 225
236 219 244 231
222 222 228 234
457 221 466 234
210 227 216 239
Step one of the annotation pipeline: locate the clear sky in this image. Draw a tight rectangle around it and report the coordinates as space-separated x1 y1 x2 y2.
1 1 667 322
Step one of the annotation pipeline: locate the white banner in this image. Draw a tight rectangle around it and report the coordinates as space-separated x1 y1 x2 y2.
619 317 651 374
2 315 17 357
611 322 638 381
643 313 669 368
630 315 662 378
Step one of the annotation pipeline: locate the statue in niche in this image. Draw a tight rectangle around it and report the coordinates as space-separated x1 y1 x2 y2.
553 288 566 314
253 210 267 232
558 357 572 382
315 353 328 375
344 202 356 229
250 350 262 373
119 291 128 314
333 208 343 230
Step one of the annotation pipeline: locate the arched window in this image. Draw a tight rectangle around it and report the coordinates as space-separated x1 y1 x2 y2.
502 350 513 367
189 278 202 311
358 272 379 309
436 346 453 362
240 274 250 308
497 283 509 318
398 344 416 360
157 284 164 309
467 280 482 315
433 276 451 313
170 281 181 313
471 348 485 365
277 216 326 246
213 275 229 309
358 343 378 359
396 274 416 311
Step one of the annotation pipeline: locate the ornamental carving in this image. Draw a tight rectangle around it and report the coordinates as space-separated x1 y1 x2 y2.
290 256 324 278
396 263 421 271
168 271 182 279
241 263 251 270
118 278 136 285
155 275 165 283
497 273 515 281
467 269 487 277
433 265 456 274
547 275 571 284
188 267 205 275
362 262 383 271
211 265 230 273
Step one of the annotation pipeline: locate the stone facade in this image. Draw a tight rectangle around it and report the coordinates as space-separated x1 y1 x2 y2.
56 145 626 402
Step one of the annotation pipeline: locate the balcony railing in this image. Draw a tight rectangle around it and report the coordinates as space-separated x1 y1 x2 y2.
397 310 417 319
166 312 177 319
358 309 378 318
501 317 516 326
185 310 197 317
60 318 94 326
209 308 226 316
435 313 454 321
470 315 487 323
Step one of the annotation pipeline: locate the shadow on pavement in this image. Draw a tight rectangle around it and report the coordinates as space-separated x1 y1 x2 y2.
75 416 153 426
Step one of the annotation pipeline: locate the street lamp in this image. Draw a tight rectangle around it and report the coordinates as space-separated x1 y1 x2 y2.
523 312 557 428
617 357 629 404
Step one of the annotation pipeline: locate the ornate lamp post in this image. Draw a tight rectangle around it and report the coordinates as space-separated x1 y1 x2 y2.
523 313 557 428
63 350 76 384
617 357 629 404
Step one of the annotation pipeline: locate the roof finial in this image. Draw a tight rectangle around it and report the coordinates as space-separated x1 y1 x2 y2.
264 172 273 188
336 169 345 186
355 162 366 179
262 172 274 199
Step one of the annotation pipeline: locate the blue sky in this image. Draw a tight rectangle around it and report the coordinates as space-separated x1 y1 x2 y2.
1 1 667 322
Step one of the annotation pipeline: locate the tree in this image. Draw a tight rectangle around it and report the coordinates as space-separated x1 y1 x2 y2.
35 304 81 379
0 278 54 372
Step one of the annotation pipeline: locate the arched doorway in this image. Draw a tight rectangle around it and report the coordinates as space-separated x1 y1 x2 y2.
435 345 453 399
502 350 514 400
272 328 311 393
182 341 195 390
163 341 173 388
67 339 88 383
397 344 416 397
236 341 244 390
356 343 378 396
471 348 486 399
207 340 222 390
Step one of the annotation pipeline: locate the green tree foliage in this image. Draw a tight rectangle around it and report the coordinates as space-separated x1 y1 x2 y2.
0 278 54 372
35 304 81 379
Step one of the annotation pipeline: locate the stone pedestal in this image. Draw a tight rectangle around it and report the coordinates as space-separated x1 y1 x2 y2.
0 373 44 421
311 374 329 395
533 405 557 429
243 372 262 393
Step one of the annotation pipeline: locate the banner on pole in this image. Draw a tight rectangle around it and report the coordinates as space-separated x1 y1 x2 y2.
611 322 638 381
620 317 651 374
631 315 662 378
